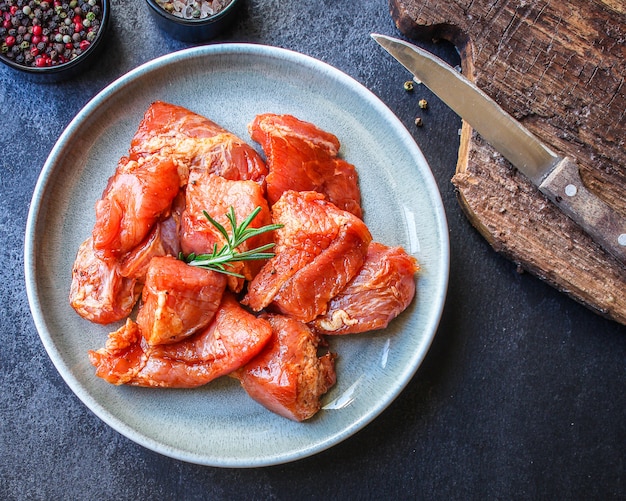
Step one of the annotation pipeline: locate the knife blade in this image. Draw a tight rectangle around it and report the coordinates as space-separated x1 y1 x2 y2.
372 33 626 266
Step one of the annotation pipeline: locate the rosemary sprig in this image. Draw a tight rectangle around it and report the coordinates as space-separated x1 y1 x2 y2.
179 206 282 278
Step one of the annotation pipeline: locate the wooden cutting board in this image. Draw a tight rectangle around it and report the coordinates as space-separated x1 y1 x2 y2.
390 0 626 325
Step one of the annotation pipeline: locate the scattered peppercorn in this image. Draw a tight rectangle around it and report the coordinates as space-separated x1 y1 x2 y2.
0 0 103 69
418 98 428 109
403 80 414 92
414 117 423 127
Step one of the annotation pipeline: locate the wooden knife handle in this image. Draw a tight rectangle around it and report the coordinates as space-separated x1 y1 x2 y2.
539 157 626 266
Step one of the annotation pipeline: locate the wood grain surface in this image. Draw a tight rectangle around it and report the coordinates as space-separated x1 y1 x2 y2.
390 0 626 324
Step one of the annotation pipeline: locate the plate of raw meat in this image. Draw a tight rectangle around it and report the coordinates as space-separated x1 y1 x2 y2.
25 44 449 467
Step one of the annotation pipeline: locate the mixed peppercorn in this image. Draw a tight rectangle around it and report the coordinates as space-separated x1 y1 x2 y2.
0 0 103 68
155 0 232 20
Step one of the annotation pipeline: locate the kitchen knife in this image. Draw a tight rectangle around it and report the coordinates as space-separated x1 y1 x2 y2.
372 33 626 266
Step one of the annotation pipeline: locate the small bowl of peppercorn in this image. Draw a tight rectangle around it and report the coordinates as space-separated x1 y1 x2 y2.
145 0 240 43
0 0 110 82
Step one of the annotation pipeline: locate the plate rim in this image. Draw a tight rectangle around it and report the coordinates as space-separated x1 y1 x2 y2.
24 42 450 467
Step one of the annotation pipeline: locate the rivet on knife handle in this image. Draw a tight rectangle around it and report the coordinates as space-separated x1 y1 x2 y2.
539 157 626 263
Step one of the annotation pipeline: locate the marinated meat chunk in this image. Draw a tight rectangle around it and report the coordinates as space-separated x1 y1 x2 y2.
118 193 184 281
92 155 181 259
249 113 362 217
136 256 227 346
236 314 336 422
243 190 372 322
70 237 141 324
181 171 274 291
310 242 419 335
130 101 268 185
89 293 272 388
89 319 145 385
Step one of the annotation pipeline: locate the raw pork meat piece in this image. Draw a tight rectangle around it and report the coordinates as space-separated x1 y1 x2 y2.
69 237 140 324
249 113 362 217
181 171 274 291
136 256 227 346
130 101 268 185
117 192 184 281
89 293 272 388
243 190 371 322
310 242 419 335
236 314 336 421
92 155 180 259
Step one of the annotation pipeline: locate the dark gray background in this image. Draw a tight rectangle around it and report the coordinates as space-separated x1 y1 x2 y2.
1 1 624 499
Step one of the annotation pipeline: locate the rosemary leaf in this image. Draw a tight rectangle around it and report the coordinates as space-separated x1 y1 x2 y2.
180 206 282 278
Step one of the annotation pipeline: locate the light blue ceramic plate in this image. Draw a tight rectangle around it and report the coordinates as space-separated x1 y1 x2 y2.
25 44 449 467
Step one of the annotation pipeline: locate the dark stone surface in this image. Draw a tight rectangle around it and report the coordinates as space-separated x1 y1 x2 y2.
1 1 624 499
